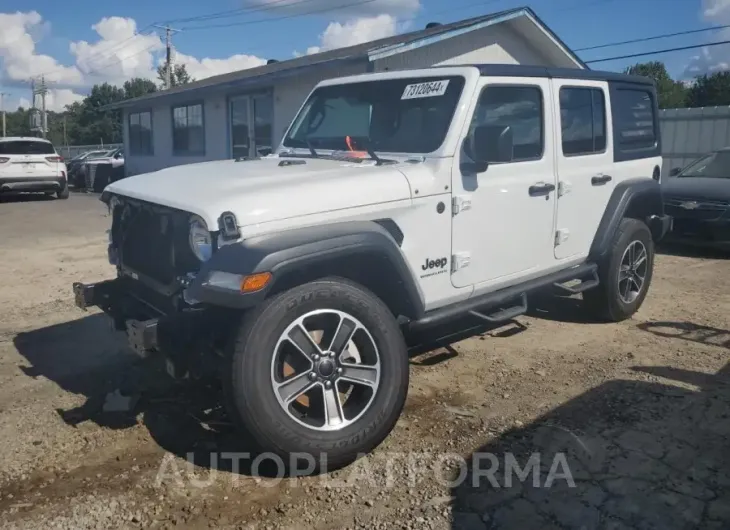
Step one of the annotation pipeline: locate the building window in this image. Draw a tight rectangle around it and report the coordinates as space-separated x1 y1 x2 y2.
172 103 205 155
559 87 606 156
128 111 153 155
467 85 544 163
614 88 656 150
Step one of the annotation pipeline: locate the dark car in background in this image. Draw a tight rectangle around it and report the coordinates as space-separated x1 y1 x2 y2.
66 150 109 188
662 148 730 251
80 148 125 192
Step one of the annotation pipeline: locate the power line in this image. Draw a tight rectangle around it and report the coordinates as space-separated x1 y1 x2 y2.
179 0 378 30
163 0 323 25
585 39 730 63
576 23 730 51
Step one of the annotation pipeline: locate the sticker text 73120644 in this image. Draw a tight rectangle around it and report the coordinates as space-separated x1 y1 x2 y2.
401 80 450 100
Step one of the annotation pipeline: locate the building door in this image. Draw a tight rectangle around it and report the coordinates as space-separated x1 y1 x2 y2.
230 93 274 158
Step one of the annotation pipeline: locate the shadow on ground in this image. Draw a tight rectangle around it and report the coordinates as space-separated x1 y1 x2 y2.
0 193 56 203
12 310 533 478
657 242 729 260
449 321 730 530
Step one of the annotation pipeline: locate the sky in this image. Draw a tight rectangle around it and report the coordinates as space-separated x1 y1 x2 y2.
0 0 727 111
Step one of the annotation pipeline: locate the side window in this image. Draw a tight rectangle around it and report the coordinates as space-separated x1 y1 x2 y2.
128 110 153 156
468 85 543 163
559 87 606 156
614 89 656 150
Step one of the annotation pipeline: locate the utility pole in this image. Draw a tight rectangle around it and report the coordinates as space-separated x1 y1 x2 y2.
0 91 8 137
30 77 48 138
153 25 180 90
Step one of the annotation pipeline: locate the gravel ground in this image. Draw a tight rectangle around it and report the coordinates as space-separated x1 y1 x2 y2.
0 192 728 530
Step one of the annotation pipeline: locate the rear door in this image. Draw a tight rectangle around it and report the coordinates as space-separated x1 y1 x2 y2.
552 79 614 260
0 140 60 179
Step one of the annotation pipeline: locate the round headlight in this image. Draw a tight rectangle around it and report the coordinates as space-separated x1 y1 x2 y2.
189 216 213 262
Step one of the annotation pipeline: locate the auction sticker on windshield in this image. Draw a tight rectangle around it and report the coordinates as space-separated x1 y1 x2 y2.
401 80 450 100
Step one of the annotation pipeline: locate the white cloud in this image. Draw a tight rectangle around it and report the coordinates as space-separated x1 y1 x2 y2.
0 11 83 85
0 10 268 103
70 17 164 86
170 51 267 80
299 13 402 55
683 0 730 78
45 89 85 111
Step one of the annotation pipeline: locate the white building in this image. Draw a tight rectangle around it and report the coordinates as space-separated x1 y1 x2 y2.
107 7 586 177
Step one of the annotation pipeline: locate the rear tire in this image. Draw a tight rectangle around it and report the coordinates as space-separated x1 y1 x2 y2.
225 278 409 471
584 218 654 321
57 182 70 199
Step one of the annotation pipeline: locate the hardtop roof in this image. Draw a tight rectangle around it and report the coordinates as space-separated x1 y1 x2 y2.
474 64 654 85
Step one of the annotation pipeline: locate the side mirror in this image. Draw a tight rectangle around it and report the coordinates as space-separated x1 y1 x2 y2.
465 125 513 171
669 167 681 177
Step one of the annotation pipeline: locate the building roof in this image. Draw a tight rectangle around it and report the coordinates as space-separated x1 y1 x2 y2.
106 6 585 110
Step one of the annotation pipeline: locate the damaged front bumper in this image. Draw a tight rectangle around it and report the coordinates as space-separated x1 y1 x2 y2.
72 276 234 378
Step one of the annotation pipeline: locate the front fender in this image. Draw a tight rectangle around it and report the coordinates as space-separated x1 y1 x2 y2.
185 220 424 317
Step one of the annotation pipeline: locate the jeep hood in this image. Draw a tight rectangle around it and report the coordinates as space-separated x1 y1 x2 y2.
105 157 412 228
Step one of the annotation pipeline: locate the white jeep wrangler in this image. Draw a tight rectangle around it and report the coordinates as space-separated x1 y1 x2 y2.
73 65 671 469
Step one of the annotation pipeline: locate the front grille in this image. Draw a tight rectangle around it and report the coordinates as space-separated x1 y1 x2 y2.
664 197 728 221
112 199 201 286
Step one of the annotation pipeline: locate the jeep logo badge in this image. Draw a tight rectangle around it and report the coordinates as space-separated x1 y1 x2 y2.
422 257 448 270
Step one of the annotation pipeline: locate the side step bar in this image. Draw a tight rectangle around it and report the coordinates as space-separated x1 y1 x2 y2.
553 267 600 294
469 293 527 323
408 263 598 332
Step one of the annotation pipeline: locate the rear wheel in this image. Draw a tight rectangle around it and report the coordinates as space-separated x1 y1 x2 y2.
57 182 70 199
225 278 409 471
584 218 654 321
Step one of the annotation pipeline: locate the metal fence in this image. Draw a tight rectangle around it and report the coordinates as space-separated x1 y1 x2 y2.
659 106 730 173
57 143 123 160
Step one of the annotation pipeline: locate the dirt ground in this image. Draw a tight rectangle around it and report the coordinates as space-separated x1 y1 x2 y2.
0 192 728 530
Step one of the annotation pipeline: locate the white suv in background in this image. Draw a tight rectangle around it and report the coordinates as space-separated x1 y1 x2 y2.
0 137 69 199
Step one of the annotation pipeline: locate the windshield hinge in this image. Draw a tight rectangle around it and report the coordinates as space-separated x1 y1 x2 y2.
451 252 471 272
452 195 472 216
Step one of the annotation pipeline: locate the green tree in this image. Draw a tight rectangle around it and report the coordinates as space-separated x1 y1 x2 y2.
123 77 158 99
74 83 126 144
686 71 730 107
157 63 194 88
4 106 32 137
625 61 687 109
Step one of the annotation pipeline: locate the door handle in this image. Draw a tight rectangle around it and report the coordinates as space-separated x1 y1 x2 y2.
528 182 556 196
591 174 612 185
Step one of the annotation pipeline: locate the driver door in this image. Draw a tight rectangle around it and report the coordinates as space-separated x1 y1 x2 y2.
451 77 558 290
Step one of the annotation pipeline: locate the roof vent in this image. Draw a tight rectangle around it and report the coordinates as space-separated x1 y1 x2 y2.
267 59 279 64
425 22 442 29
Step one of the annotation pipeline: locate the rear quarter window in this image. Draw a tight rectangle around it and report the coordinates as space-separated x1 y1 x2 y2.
613 88 656 150
0 141 55 155
609 83 661 162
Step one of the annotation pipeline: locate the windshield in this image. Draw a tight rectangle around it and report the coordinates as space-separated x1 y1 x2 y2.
283 76 466 154
678 151 730 179
0 140 54 155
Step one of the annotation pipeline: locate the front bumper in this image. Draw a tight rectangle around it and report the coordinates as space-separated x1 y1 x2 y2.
0 176 66 193
663 216 730 250
73 276 239 377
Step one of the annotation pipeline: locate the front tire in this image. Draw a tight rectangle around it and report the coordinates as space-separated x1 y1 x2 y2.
584 218 654 321
225 278 409 471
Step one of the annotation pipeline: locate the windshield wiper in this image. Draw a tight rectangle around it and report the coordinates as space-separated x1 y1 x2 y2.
305 139 319 158
346 136 392 166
